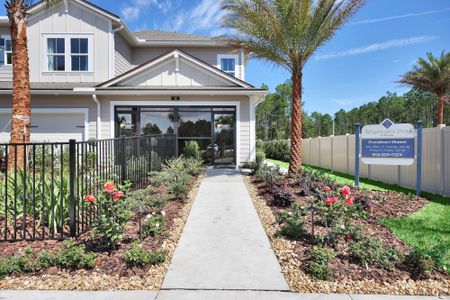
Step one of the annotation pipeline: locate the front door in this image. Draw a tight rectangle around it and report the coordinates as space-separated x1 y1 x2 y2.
213 112 235 165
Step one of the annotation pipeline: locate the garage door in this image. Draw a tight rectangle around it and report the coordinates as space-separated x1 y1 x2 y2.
0 112 86 143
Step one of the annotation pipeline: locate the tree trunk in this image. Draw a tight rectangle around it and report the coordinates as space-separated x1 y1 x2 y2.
288 72 302 175
7 2 31 168
437 94 444 125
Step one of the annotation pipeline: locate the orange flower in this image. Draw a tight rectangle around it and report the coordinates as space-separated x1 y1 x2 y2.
113 191 125 201
325 196 338 205
341 185 351 196
84 194 96 203
103 181 116 193
345 197 354 206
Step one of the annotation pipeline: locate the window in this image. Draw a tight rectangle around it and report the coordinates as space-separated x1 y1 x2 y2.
47 38 65 71
71 38 88 71
218 54 238 77
44 35 92 72
0 36 12 66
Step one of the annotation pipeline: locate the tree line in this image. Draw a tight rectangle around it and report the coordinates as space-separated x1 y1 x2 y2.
256 81 450 140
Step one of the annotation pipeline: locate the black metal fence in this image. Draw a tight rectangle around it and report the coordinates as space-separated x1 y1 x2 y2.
0 134 176 241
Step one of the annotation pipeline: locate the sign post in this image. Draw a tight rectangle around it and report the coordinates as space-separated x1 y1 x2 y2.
416 121 423 196
354 123 360 188
356 119 419 193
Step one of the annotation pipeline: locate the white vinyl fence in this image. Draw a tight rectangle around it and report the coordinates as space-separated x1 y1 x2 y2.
302 125 450 196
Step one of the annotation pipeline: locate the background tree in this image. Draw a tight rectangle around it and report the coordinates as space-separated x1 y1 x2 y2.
399 51 450 125
224 0 364 174
5 0 60 167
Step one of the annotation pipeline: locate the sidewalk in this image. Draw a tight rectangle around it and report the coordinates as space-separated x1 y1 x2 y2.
161 166 290 291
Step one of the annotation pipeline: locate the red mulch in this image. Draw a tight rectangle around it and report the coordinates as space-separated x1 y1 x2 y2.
0 178 198 278
251 176 449 282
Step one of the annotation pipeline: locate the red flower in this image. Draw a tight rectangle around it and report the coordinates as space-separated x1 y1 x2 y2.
113 191 125 201
325 196 338 205
345 197 354 206
84 194 96 203
345 236 353 241
323 186 332 191
341 185 351 196
103 181 116 193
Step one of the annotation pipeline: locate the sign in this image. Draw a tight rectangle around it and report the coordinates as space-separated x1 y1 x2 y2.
361 119 415 166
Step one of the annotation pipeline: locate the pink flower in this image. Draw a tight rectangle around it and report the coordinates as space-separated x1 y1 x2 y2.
323 186 332 191
325 196 338 206
345 197 354 206
84 194 96 203
341 185 351 197
113 191 125 201
103 181 116 194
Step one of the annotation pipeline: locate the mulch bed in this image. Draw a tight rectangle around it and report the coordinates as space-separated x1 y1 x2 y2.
0 173 204 290
244 175 449 296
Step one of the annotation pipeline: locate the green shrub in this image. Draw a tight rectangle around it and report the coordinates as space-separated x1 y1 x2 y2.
307 246 335 280
349 236 401 270
242 161 258 170
255 164 281 185
183 141 201 160
405 250 435 275
276 204 305 239
260 140 290 161
183 157 204 176
124 243 166 267
143 213 166 238
0 251 33 278
256 150 266 166
42 240 96 270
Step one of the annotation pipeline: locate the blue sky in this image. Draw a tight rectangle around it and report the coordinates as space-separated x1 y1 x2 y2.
2 0 449 115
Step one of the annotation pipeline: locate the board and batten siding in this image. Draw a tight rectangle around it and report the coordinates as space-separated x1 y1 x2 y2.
27 1 112 83
97 95 252 164
114 33 133 76
130 47 244 80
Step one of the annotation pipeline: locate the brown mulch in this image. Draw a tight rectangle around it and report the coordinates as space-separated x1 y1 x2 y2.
244 175 450 296
0 173 204 290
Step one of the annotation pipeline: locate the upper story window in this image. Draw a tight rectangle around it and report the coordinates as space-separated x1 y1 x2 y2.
0 36 12 67
44 35 92 72
217 54 239 77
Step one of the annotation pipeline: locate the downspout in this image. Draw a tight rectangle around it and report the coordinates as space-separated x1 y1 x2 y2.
92 94 101 139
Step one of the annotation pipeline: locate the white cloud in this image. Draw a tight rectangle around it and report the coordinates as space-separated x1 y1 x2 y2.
121 0 173 22
315 36 438 60
121 6 140 22
163 0 225 34
332 99 356 105
351 8 450 25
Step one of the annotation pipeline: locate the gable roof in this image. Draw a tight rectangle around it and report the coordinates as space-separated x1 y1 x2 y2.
27 0 121 22
98 49 253 88
134 30 213 42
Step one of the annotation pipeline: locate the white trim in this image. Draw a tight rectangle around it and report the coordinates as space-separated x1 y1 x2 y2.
42 34 94 73
109 100 241 165
217 54 239 78
100 50 251 88
249 95 265 162
0 108 89 141
240 50 245 81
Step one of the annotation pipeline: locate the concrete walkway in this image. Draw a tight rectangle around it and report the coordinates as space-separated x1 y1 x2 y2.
161 167 290 291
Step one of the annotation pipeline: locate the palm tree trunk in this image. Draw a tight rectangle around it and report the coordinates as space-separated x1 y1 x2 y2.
289 72 302 175
7 1 31 168
437 94 444 125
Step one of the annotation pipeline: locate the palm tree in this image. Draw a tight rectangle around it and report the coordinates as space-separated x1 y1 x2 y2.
5 0 59 167
223 0 364 174
399 51 450 125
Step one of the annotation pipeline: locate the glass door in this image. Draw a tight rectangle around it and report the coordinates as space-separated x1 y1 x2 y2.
213 112 235 165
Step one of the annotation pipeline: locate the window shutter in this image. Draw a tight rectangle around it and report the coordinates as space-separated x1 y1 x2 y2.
0 38 4 66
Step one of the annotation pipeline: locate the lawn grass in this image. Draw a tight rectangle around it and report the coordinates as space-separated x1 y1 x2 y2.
266 158 450 272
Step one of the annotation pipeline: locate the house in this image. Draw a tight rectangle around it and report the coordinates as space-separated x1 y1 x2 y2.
0 0 267 166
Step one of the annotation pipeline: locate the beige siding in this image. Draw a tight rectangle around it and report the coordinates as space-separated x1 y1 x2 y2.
114 33 132 76
27 1 112 83
129 47 244 79
97 95 251 164
0 94 97 140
